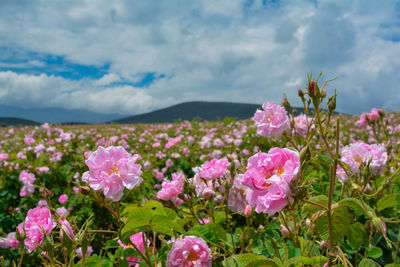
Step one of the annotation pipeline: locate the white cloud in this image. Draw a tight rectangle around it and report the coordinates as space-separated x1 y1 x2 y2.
0 0 399 115
0 71 156 115
94 73 120 86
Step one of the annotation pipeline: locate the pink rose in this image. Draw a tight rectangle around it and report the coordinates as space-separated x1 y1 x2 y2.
253 102 289 137
24 207 56 252
242 148 299 216
0 153 8 161
228 174 249 213
293 114 313 135
336 141 387 183
59 219 75 240
56 207 68 218
82 146 143 201
76 246 93 259
167 236 211 267
58 194 68 204
200 158 229 180
157 173 185 203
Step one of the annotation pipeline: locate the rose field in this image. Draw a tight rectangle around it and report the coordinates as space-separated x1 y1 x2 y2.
0 78 399 266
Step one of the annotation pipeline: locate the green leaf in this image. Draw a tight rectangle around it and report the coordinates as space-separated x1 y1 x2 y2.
226 253 269 266
153 214 183 231
367 246 383 259
316 206 350 242
359 258 380 267
377 194 399 212
189 224 221 246
339 198 365 214
347 222 368 250
207 222 228 241
75 255 114 267
339 198 376 218
285 256 328 266
245 259 279 267
302 195 328 216
318 154 334 165
121 219 149 235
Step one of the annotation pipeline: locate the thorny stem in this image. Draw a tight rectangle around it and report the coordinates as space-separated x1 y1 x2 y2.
327 119 340 266
394 225 400 263
88 229 118 234
315 105 334 159
303 199 328 210
17 247 24 267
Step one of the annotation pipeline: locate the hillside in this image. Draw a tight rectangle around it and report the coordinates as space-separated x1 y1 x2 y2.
111 101 262 124
0 117 40 126
0 105 123 124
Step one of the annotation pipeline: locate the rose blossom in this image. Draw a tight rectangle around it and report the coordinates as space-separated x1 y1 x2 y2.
23 207 57 252
157 172 185 205
59 219 75 240
19 171 35 184
58 194 68 204
336 141 387 183
56 207 68 218
118 232 148 266
167 236 211 267
0 232 19 248
293 114 313 135
242 148 299 216
76 246 93 259
82 146 143 201
200 157 229 180
228 174 249 213
252 102 289 137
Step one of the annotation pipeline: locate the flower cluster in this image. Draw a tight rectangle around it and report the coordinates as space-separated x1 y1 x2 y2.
19 170 36 197
336 141 387 183
355 108 382 127
82 146 143 201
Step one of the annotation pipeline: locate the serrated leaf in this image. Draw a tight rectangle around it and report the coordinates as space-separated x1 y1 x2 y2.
226 253 269 266
121 219 149 235
367 246 383 259
126 207 154 221
189 225 220 246
359 258 380 267
347 222 368 250
318 154 334 165
285 256 328 266
246 259 279 267
303 195 328 216
75 255 113 267
338 198 365 213
316 206 350 242
377 194 399 212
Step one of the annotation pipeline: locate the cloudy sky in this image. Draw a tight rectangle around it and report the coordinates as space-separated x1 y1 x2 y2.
0 0 399 115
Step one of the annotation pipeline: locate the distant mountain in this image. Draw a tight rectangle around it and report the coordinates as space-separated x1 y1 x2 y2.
112 101 344 124
0 105 124 124
112 101 262 124
0 117 40 126
0 102 344 126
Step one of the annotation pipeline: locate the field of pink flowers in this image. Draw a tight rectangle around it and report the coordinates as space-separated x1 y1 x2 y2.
0 76 399 266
